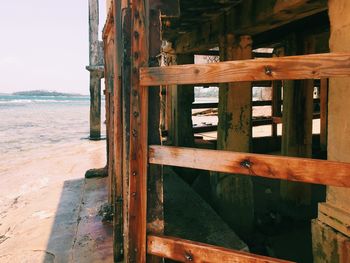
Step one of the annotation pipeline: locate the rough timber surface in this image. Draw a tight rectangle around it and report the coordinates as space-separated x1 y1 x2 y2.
149 146 350 187
140 53 350 86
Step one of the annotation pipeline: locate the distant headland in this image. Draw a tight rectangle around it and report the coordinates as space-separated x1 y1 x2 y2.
12 90 85 97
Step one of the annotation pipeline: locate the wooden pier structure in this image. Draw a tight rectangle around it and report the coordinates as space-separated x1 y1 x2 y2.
99 0 350 262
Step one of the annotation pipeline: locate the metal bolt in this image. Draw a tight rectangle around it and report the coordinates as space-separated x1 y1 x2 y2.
132 171 137 176
240 159 252 169
265 66 272 75
133 111 139 117
184 253 193 261
132 192 136 197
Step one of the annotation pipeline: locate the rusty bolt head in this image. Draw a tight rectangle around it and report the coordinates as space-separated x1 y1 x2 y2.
265 66 272 76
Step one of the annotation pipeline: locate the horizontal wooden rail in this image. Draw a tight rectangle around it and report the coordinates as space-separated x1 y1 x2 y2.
140 52 350 86
192 98 320 109
192 102 219 109
147 235 294 263
148 146 350 187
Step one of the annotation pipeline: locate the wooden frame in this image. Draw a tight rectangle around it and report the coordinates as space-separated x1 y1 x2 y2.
140 52 350 86
149 146 350 187
128 0 149 262
147 235 294 263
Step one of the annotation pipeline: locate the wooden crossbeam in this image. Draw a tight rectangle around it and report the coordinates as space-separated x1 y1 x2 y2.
148 146 350 187
140 53 350 86
147 235 294 263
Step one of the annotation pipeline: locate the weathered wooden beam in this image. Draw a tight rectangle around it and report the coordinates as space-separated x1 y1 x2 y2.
121 0 131 260
104 20 116 208
280 34 314 204
320 78 328 152
140 53 350 86
172 0 327 53
149 146 350 188
89 71 102 140
147 5 164 263
128 0 149 262
89 0 100 66
88 0 103 140
147 235 295 263
112 0 123 260
172 54 195 148
213 34 254 238
150 0 180 17
192 99 320 109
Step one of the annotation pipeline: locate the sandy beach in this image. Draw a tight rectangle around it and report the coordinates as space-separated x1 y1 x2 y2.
0 95 113 262
0 140 110 262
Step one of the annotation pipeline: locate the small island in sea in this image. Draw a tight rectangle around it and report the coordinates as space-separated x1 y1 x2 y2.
12 90 84 97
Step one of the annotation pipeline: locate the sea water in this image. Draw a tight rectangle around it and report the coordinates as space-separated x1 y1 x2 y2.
0 94 106 159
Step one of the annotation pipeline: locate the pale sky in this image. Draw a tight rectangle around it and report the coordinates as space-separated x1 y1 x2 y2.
0 0 106 95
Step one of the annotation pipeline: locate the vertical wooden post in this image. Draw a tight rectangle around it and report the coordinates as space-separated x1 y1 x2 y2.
271 81 281 138
88 0 102 140
271 48 283 138
171 54 195 148
128 0 149 262
147 6 164 263
312 1 350 260
320 78 328 153
280 34 314 204
121 0 131 260
113 1 124 260
105 39 115 204
212 34 254 238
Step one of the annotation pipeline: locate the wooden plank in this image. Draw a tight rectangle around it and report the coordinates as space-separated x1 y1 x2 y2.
148 146 350 188
147 235 295 263
128 0 149 262
192 99 320 109
318 203 350 237
192 102 219 109
140 53 350 86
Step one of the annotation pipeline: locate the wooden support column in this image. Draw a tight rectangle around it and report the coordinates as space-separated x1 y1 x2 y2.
121 1 131 260
320 78 328 153
88 0 102 140
171 54 195 148
312 1 350 261
280 35 314 205
211 34 254 238
104 29 115 204
90 72 102 139
127 0 149 262
146 6 164 263
113 1 124 260
169 53 196 184
271 48 283 138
